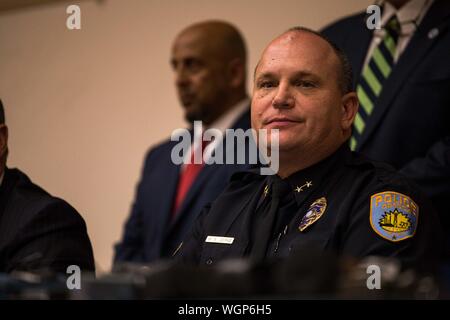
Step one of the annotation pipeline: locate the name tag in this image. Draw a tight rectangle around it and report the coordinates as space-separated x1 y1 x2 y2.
205 236 234 245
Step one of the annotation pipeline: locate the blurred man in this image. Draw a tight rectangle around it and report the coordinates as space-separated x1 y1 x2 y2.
114 21 253 263
322 0 450 241
0 99 95 273
176 28 442 272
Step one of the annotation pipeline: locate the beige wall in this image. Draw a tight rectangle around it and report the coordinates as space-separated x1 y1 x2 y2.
0 0 372 272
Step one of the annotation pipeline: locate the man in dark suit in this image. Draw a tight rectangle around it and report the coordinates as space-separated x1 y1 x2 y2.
0 99 95 273
114 21 253 263
322 0 450 235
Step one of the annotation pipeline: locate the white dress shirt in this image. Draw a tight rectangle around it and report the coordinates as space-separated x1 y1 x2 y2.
363 0 434 66
182 98 250 168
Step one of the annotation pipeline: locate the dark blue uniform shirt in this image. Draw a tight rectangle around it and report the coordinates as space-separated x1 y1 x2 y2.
177 144 443 272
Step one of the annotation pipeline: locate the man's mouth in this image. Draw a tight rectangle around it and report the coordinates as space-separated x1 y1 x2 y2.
179 93 195 107
263 117 301 128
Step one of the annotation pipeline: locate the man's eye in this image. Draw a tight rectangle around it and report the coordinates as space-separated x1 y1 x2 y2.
185 60 203 72
187 65 201 72
295 80 315 88
258 81 275 88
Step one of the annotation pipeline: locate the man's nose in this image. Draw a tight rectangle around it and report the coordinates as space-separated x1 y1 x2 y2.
175 67 190 88
272 83 294 109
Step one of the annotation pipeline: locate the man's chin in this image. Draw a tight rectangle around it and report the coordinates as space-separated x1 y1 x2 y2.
259 139 298 152
277 138 304 154
184 108 202 123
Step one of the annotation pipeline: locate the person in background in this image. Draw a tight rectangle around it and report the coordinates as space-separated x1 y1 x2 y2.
322 0 450 246
0 99 95 273
114 20 254 263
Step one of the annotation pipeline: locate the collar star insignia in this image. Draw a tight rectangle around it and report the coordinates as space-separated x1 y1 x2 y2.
295 181 313 193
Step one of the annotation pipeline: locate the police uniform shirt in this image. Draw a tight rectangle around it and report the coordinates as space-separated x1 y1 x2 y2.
176 144 443 271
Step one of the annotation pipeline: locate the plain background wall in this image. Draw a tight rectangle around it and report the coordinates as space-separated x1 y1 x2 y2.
0 0 372 272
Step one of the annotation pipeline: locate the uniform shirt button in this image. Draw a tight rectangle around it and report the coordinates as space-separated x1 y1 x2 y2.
206 258 213 265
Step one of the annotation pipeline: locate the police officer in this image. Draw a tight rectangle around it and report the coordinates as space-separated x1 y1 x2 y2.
175 27 442 272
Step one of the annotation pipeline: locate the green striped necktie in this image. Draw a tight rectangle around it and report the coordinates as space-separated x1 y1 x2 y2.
351 15 401 151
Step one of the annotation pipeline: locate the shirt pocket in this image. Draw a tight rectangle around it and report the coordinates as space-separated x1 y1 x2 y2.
284 233 331 257
199 239 247 266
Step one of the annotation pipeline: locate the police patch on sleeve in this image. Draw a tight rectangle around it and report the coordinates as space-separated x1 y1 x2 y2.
370 191 419 242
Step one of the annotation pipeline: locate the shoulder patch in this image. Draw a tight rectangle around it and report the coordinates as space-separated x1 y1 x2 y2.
370 191 419 242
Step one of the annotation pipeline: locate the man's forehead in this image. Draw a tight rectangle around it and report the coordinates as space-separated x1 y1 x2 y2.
173 30 205 51
256 31 335 75
269 32 331 59
172 29 221 59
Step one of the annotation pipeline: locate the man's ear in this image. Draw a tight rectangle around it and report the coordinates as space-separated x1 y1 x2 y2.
341 92 359 131
227 58 245 89
0 124 8 157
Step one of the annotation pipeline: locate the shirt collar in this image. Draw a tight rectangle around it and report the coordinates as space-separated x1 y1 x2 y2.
278 144 352 206
380 0 433 35
205 97 250 133
182 98 250 167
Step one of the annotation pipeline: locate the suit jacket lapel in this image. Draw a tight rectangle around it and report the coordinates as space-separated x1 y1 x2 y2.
169 162 215 228
217 176 264 255
357 0 450 149
158 157 181 228
347 14 374 88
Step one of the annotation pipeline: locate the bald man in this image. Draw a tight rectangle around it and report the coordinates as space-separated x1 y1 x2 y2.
176 27 442 273
114 21 253 263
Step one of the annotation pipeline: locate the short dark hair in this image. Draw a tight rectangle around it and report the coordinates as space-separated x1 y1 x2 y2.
287 26 354 94
0 99 4 124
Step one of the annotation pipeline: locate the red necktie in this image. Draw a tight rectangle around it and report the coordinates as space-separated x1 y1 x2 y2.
172 141 209 216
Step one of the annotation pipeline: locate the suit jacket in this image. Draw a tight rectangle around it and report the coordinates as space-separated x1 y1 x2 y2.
322 0 450 228
0 168 95 273
114 109 255 263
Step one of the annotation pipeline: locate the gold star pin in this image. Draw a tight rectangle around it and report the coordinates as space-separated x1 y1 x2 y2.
295 181 313 193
